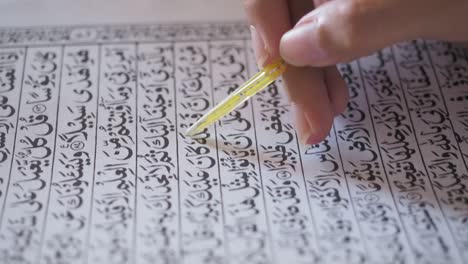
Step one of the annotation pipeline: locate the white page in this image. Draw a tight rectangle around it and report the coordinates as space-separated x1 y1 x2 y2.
0 1 468 264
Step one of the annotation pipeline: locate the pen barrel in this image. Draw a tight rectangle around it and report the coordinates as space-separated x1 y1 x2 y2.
185 60 286 136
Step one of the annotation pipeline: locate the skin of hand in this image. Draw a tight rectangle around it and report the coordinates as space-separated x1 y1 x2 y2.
243 0 468 144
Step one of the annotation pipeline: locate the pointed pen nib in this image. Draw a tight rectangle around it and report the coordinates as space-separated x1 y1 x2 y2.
185 123 202 137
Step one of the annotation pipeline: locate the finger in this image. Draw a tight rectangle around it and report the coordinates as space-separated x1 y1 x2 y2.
280 0 428 67
249 25 269 68
290 103 310 145
283 0 334 144
324 66 348 115
283 66 335 144
312 0 349 117
243 0 291 63
419 1 468 42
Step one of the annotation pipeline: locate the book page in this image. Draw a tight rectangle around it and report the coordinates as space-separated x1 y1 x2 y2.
0 2 467 264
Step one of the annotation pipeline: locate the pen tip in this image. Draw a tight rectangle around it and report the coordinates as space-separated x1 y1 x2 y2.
185 126 198 137
185 130 194 137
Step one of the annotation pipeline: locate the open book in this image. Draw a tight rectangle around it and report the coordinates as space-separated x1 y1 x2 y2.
0 1 467 263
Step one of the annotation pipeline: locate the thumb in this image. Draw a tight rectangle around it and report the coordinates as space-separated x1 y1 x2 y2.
279 0 428 67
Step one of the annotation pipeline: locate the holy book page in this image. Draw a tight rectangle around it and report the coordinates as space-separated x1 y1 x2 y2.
0 2 468 264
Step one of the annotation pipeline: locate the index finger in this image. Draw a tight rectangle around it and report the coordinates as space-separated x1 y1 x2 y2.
243 0 292 58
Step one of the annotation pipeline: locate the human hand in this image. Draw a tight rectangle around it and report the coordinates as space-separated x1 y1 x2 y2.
243 0 468 144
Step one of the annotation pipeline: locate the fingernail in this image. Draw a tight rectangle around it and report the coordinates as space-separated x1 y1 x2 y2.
250 25 269 68
300 134 310 145
291 104 316 145
305 133 321 145
303 110 321 145
281 21 329 66
301 128 322 145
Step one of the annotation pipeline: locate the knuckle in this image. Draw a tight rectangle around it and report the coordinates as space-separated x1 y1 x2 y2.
314 19 349 59
337 0 369 52
309 3 364 61
344 0 368 20
343 5 362 45
314 21 334 52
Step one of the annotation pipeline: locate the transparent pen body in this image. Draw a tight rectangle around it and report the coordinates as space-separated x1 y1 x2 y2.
185 60 286 136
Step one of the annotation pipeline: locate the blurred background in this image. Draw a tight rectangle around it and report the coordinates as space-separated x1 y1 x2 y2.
0 0 245 27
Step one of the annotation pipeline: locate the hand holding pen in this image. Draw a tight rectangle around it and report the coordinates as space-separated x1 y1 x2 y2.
244 0 468 144
188 0 468 144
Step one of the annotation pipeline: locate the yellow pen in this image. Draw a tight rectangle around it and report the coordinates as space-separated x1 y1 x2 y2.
185 59 287 137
